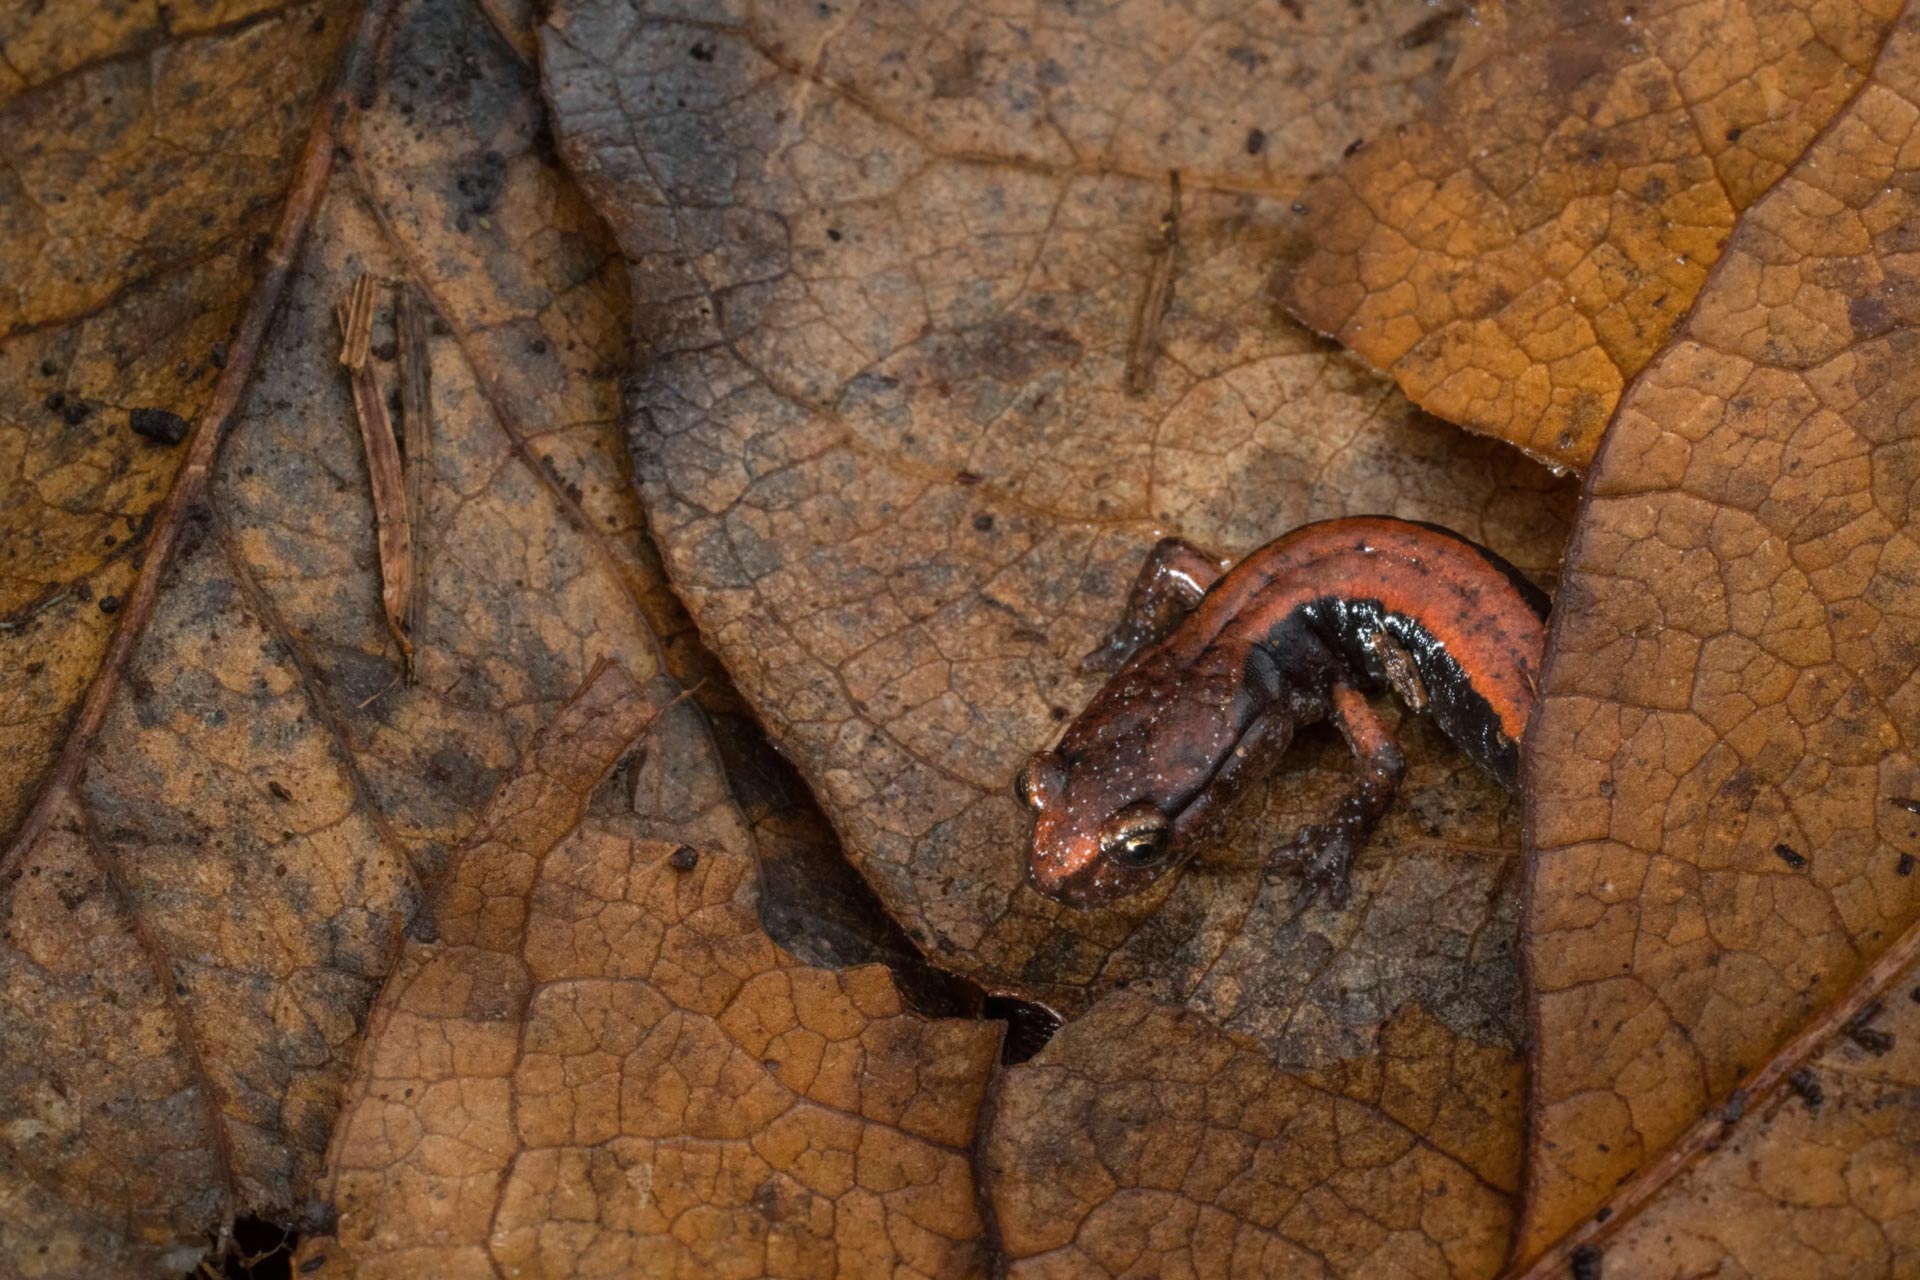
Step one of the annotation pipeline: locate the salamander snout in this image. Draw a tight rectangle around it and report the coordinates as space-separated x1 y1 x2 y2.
1019 749 1182 908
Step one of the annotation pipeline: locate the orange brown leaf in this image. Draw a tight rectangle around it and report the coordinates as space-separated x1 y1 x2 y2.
543 0 1575 1032
1521 7 1920 1263
540 4 1572 1268
1594 964 1920 1277
294 663 1003 1279
0 0 355 848
1285 0 1905 469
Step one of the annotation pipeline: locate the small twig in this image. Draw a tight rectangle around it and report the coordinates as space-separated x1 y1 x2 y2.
357 672 402 710
396 282 434 683
335 272 414 667
336 272 376 369
1125 169 1182 396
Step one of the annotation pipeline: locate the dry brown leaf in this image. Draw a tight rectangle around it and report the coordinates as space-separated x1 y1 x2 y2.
294 662 1002 1280
543 0 1573 1022
985 992 1518 1278
1520 9 1920 1268
1599 968 1920 1277
28 0 1920 1273
0 0 353 847
1285 0 1905 470
0 0 701 1269
540 1 1578 1271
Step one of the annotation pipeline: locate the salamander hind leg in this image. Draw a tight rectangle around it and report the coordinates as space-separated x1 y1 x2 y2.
1081 536 1228 672
1269 683 1406 908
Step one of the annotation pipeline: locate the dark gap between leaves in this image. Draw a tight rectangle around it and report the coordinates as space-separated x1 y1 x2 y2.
182 1214 295 1280
661 618 1065 1063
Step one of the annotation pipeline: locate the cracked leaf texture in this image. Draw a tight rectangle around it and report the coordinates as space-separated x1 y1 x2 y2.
1601 975 1920 1276
543 0 1574 1054
0 0 351 855
540 1 1570 1270
294 663 1003 1280
1285 0 1906 469
984 992 1517 1278
1522 5 1920 1258
0 0 686 1270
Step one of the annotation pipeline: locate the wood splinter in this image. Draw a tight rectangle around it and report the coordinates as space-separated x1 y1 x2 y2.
396 282 434 683
1124 169 1182 397
335 272 415 673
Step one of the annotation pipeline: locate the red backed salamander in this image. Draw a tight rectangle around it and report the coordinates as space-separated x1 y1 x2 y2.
1017 516 1549 909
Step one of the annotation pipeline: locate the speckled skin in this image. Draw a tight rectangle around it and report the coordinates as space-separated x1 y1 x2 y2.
1021 517 1550 909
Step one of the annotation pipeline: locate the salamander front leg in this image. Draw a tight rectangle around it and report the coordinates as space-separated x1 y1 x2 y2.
1081 536 1229 672
1270 684 1406 908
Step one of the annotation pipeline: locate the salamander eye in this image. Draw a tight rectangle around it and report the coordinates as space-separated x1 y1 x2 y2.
1014 754 1060 813
1013 759 1039 811
1100 802 1172 868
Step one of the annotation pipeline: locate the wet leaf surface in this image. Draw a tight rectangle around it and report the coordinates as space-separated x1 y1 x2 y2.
1285 0 1906 470
293 663 1002 1279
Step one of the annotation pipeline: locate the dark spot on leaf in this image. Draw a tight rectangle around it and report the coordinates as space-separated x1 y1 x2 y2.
129 406 189 445
1850 292 1891 338
1398 7 1462 49
1846 1000 1894 1054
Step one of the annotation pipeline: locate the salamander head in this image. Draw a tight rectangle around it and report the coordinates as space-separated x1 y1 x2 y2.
1019 651 1275 909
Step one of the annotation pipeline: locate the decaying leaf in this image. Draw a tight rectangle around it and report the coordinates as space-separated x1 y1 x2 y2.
1285 0 1905 469
0 0 699 1269
985 992 1517 1278
543 0 1573 1027
1597 964 1920 1278
540 0 1575 1269
1521 7 1920 1265
0 0 354 850
22 0 1920 1272
295 662 1002 1279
